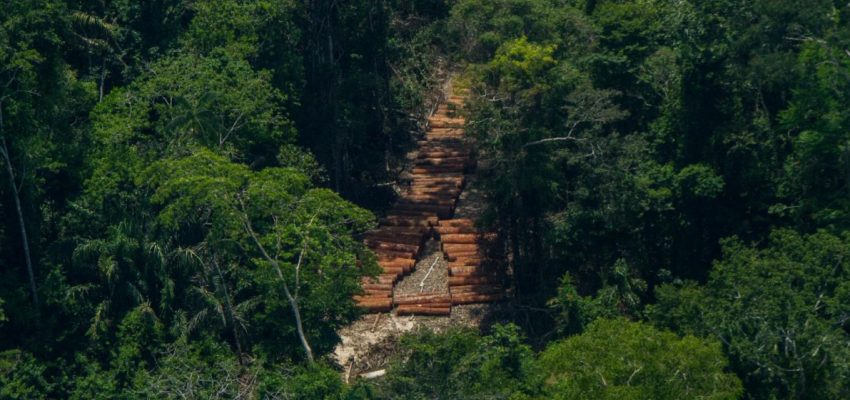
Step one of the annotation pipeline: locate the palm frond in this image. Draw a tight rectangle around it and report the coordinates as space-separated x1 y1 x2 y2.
187 308 209 333
72 11 118 39
172 96 191 109
73 239 106 265
198 91 218 106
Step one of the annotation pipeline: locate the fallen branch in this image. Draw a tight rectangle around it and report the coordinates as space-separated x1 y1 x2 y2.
359 370 386 380
419 256 441 293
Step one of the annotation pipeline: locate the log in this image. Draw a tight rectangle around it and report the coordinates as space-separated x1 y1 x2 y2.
396 305 451 316
372 226 431 234
444 252 480 260
362 276 395 284
378 261 415 272
366 241 420 254
448 276 498 286
440 234 478 244
450 285 503 295
451 293 504 305
413 165 465 173
372 248 415 259
447 255 483 263
393 294 452 305
444 250 479 258
408 186 461 193
442 243 479 251
363 283 393 291
387 209 439 218
364 289 393 296
393 203 454 215
411 172 464 178
415 157 469 166
428 123 464 130
379 217 437 227
405 198 457 205
354 293 394 302
439 219 475 227
433 227 478 237
410 176 464 182
365 234 424 246
448 260 482 268
377 266 405 275
397 197 457 206
357 298 392 312
450 267 498 277
409 191 461 198
418 151 470 159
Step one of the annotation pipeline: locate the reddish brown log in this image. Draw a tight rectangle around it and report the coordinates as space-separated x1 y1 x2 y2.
393 295 452 305
393 204 453 215
378 261 415 272
359 300 393 312
372 226 431 234
362 276 395 284
376 266 405 275
396 305 451 316
445 251 480 258
354 295 392 302
364 289 393 296
440 234 477 244
448 260 482 268
418 151 470 159
448 276 498 286
442 243 479 250
365 234 424 246
444 252 480 259
451 293 504 305
433 227 478 236
372 248 415 259
447 255 482 263
450 267 498 277
363 283 393 291
379 217 437 227
366 241 420 254
439 219 475 227
450 285 503 295
397 198 457 207
416 157 469 166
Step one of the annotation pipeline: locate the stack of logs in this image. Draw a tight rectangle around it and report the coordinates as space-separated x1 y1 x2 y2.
436 219 505 305
354 92 506 315
394 292 452 316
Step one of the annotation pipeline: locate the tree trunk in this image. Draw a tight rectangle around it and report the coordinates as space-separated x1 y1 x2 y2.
242 215 315 363
1 139 38 307
286 293 314 363
213 259 244 366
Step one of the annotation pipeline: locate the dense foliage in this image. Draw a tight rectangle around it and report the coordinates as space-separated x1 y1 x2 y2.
2 0 849 398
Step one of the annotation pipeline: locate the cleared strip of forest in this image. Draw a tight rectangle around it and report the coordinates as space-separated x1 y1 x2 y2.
354 89 506 316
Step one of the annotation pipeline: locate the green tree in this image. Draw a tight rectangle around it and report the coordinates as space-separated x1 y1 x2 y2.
373 324 544 400
540 319 743 400
148 149 376 363
651 229 850 399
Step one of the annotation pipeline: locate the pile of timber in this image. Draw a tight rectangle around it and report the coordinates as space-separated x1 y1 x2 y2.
394 292 452 316
356 226 429 312
355 93 472 313
437 219 506 305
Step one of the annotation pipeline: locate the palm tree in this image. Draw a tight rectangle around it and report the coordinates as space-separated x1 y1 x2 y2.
186 250 255 366
71 6 124 101
598 259 647 318
73 221 147 339
166 92 224 148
